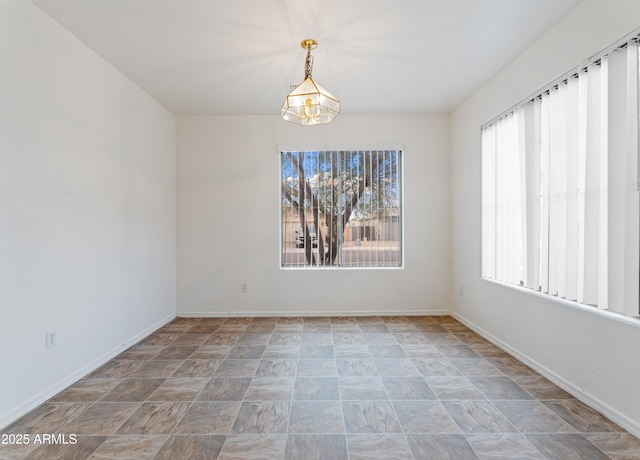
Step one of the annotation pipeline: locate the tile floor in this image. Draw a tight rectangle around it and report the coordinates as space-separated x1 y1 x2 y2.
2 316 640 459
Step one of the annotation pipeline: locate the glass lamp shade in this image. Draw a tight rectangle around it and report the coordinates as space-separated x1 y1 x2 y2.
281 77 340 126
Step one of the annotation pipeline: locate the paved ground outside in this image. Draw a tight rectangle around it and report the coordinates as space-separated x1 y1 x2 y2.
283 241 400 267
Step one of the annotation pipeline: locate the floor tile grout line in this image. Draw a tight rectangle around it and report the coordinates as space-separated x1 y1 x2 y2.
333 331 352 460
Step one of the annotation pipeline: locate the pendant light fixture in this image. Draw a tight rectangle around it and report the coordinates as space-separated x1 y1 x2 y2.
281 39 340 126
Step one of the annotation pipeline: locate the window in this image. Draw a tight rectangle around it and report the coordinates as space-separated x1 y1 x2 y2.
482 35 639 318
281 149 402 268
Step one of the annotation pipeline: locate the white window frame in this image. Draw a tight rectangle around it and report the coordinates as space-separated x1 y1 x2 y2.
279 145 404 269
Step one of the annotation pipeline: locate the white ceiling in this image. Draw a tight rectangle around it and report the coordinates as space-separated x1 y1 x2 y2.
32 0 582 115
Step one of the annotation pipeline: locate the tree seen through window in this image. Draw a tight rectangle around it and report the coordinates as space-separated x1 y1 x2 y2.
281 149 402 268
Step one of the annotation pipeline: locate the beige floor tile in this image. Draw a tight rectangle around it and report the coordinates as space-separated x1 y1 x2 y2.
87 360 144 379
542 399 626 433
442 401 517 434
407 433 479 460
88 435 167 459
115 402 190 435
284 434 348 460
426 376 486 401
288 401 344 434
154 435 225 459
220 434 287 459
4 402 90 436
527 433 611 460
347 433 414 460
230 401 290 434
244 377 295 401
393 400 460 434
5 316 635 459
25 435 106 459
584 432 640 459
129 360 183 379
48 379 122 403
339 376 387 401
99 379 165 402
146 377 208 401
172 402 241 435
492 400 577 433
465 433 545 460
197 377 251 401
342 400 402 434
62 402 141 435
293 377 340 400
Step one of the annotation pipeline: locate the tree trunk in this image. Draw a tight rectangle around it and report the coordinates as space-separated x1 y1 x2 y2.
326 153 381 265
290 152 315 265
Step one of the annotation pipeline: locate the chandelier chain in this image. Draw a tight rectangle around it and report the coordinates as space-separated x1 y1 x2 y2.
305 51 314 79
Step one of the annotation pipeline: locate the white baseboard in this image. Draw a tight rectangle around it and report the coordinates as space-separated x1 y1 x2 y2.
177 309 449 318
0 313 176 431
451 312 640 439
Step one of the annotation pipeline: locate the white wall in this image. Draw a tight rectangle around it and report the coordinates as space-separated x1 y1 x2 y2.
177 114 450 316
450 0 640 437
0 2 176 428
9 0 640 438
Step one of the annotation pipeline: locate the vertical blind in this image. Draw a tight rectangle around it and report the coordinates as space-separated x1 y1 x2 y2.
482 37 639 318
281 150 402 268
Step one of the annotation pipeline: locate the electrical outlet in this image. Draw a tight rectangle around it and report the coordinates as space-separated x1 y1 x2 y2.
240 282 248 293
46 329 56 350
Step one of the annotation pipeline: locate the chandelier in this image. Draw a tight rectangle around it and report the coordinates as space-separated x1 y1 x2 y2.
281 39 340 126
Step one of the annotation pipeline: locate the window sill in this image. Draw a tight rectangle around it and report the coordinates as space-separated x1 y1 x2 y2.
482 277 640 328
